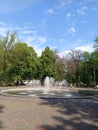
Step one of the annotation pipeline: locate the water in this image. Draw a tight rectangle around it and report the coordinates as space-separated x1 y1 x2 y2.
1 89 95 98
43 76 50 94
0 76 97 98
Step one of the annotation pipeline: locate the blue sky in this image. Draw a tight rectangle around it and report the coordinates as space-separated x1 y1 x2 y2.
0 0 98 56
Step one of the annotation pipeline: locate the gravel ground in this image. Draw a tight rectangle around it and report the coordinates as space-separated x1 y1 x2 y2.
0 89 98 130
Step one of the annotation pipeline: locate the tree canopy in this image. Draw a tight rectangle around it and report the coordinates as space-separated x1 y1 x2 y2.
0 32 98 87
40 47 58 80
93 36 98 51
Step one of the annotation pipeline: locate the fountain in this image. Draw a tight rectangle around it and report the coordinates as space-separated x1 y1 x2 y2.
43 76 55 93
43 76 50 94
0 76 97 98
43 76 56 96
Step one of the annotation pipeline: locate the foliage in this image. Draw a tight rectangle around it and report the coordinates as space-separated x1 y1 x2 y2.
54 51 66 80
65 50 83 86
40 47 58 80
0 33 98 87
0 32 16 85
93 36 98 51
9 42 39 85
65 49 98 87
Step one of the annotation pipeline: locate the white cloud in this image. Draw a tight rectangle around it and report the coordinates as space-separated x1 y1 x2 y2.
23 35 45 56
0 21 7 26
21 32 48 56
59 50 71 57
0 21 48 56
25 35 47 44
25 35 47 56
26 36 35 43
0 22 14 35
0 27 11 36
0 23 36 36
46 8 55 14
66 13 72 17
23 30 37 34
77 6 87 15
44 0 74 16
66 13 72 21
69 27 76 33
21 34 47 56
75 43 94 52
33 45 45 56
38 36 47 44
59 43 94 58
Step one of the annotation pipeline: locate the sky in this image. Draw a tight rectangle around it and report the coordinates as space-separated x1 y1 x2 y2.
0 0 98 56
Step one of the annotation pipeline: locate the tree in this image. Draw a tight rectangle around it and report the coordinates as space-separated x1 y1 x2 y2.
80 51 92 86
92 36 98 85
54 50 66 80
26 46 40 79
65 50 83 86
93 36 98 51
0 41 4 82
0 32 16 85
40 47 57 80
10 42 38 85
91 51 98 85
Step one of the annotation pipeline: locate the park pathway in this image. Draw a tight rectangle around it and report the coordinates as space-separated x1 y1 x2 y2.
0 95 98 130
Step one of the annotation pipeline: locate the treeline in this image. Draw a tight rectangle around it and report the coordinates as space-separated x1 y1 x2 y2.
0 32 98 87
65 49 98 87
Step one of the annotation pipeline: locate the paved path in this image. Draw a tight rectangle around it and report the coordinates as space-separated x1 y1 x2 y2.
0 94 98 130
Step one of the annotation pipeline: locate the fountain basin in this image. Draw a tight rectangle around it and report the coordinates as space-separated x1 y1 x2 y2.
0 87 98 98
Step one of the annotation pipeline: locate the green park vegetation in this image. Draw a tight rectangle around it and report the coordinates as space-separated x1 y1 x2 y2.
0 32 98 87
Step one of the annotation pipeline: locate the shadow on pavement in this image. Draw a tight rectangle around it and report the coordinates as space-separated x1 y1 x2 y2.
0 105 4 129
39 98 98 130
